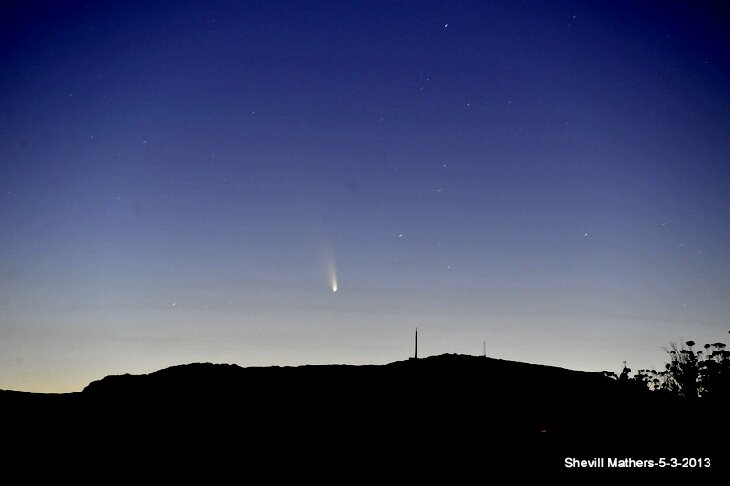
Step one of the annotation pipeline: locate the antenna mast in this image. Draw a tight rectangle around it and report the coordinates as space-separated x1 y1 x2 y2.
415 327 418 359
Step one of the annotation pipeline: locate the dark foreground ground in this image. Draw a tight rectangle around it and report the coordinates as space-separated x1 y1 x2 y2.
1 354 726 480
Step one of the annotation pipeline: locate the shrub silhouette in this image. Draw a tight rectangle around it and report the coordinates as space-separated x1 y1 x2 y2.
620 337 729 401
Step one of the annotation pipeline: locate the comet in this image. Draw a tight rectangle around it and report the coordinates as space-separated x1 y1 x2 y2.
328 262 338 292
324 244 338 293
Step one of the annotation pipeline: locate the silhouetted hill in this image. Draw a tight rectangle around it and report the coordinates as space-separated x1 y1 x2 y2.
2 354 726 480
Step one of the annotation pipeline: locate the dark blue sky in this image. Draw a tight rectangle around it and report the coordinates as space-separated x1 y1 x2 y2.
2 0 729 391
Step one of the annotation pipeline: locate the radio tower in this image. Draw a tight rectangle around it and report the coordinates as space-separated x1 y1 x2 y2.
414 327 418 359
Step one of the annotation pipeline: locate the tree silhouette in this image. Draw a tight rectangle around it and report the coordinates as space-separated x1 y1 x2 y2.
661 341 699 399
620 337 729 401
698 342 730 401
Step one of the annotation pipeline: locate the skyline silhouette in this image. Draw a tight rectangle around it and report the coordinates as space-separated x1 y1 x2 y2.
2 351 726 479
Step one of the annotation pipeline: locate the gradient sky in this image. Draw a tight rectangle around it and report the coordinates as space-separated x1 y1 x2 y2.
2 0 729 392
